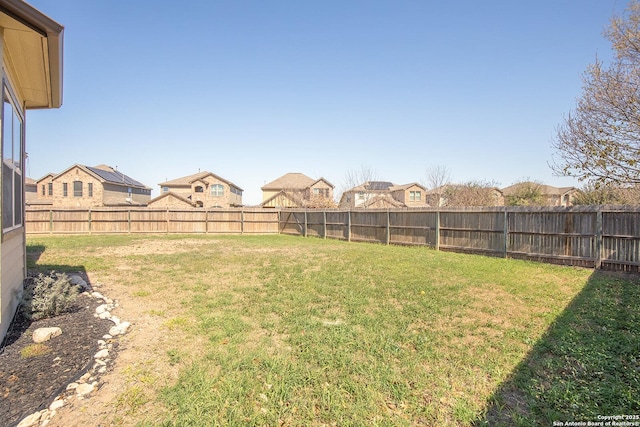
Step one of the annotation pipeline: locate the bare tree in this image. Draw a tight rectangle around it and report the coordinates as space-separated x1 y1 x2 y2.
339 164 379 208
552 1 640 186
423 165 451 190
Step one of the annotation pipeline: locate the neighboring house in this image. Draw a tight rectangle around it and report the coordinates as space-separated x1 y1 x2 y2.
501 182 578 207
261 173 335 208
339 181 428 209
426 184 504 207
152 171 243 208
1 0 64 341
25 177 38 203
35 164 152 207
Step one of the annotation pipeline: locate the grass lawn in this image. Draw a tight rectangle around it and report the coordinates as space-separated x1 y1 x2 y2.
26 234 640 426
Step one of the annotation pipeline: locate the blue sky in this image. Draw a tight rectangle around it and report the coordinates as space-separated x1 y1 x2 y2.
25 0 627 205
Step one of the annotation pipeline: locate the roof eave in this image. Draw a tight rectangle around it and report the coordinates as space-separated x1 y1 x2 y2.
1 0 64 109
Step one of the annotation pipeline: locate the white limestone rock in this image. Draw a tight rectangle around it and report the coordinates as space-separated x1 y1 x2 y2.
32 327 62 344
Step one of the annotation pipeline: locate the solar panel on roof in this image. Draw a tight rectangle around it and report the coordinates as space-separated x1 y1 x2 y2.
367 181 393 191
86 166 146 188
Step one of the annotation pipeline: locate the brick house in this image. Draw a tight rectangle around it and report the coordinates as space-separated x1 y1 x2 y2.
261 173 335 208
34 164 151 207
151 171 243 208
339 181 428 209
1 0 64 341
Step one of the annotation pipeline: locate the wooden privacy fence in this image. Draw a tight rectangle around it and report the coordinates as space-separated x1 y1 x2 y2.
25 207 280 235
278 207 640 272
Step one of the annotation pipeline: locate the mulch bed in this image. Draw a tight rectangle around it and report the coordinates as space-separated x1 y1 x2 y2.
0 290 114 427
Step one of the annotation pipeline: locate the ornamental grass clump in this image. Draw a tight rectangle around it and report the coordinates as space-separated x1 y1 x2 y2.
21 272 79 320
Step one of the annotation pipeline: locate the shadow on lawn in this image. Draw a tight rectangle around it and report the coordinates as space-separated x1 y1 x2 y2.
2 244 91 349
474 270 640 427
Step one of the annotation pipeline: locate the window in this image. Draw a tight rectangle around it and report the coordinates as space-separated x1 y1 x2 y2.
410 191 421 202
313 188 329 198
211 184 224 196
63 183 68 197
88 183 93 197
195 186 204 193
2 88 23 230
162 186 169 193
41 185 45 196
73 181 83 197
48 183 53 196
357 192 365 201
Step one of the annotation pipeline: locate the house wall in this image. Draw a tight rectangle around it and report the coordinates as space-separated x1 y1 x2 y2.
262 190 279 202
0 231 25 340
25 183 37 203
308 181 334 205
165 177 242 208
49 167 104 207
0 34 24 340
403 185 426 207
102 183 149 206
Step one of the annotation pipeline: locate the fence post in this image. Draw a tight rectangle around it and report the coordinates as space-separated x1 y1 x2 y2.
323 210 327 239
277 210 281 234
49 209 53 234
435 210 440 251
241 209 245 235
304 210 308 238
128 209 131 233
347 210 351 242
595 208 603 269
386 209 390 245
503 208 509 258
88 208 92 235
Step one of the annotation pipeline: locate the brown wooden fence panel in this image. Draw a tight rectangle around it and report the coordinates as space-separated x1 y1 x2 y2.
276 207 640 271
350 210 388 244
88 209 131 233
241 210 279 234
279 211 303 235
601 209 640 272
25 206 640 272
326 211 349 240
304 211 324 238
129 209 169 233
389 210 436 246
25 209 53 234
50 209 90 234
439 210 504 255
508 209 596 266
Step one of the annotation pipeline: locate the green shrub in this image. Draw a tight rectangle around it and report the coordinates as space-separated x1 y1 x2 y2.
21 272 80 320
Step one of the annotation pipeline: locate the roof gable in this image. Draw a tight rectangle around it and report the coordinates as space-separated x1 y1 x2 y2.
148 191 195 207
310 177 335 189
161 171 243 191
262 173 316 190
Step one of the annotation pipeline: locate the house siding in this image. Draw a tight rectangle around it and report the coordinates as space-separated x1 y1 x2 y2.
0 231 25 340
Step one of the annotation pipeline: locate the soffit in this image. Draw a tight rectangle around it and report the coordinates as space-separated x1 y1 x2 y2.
0 2 63 109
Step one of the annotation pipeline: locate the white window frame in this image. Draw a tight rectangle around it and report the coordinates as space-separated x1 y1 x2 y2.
211 184 224 197
2 82 25 233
